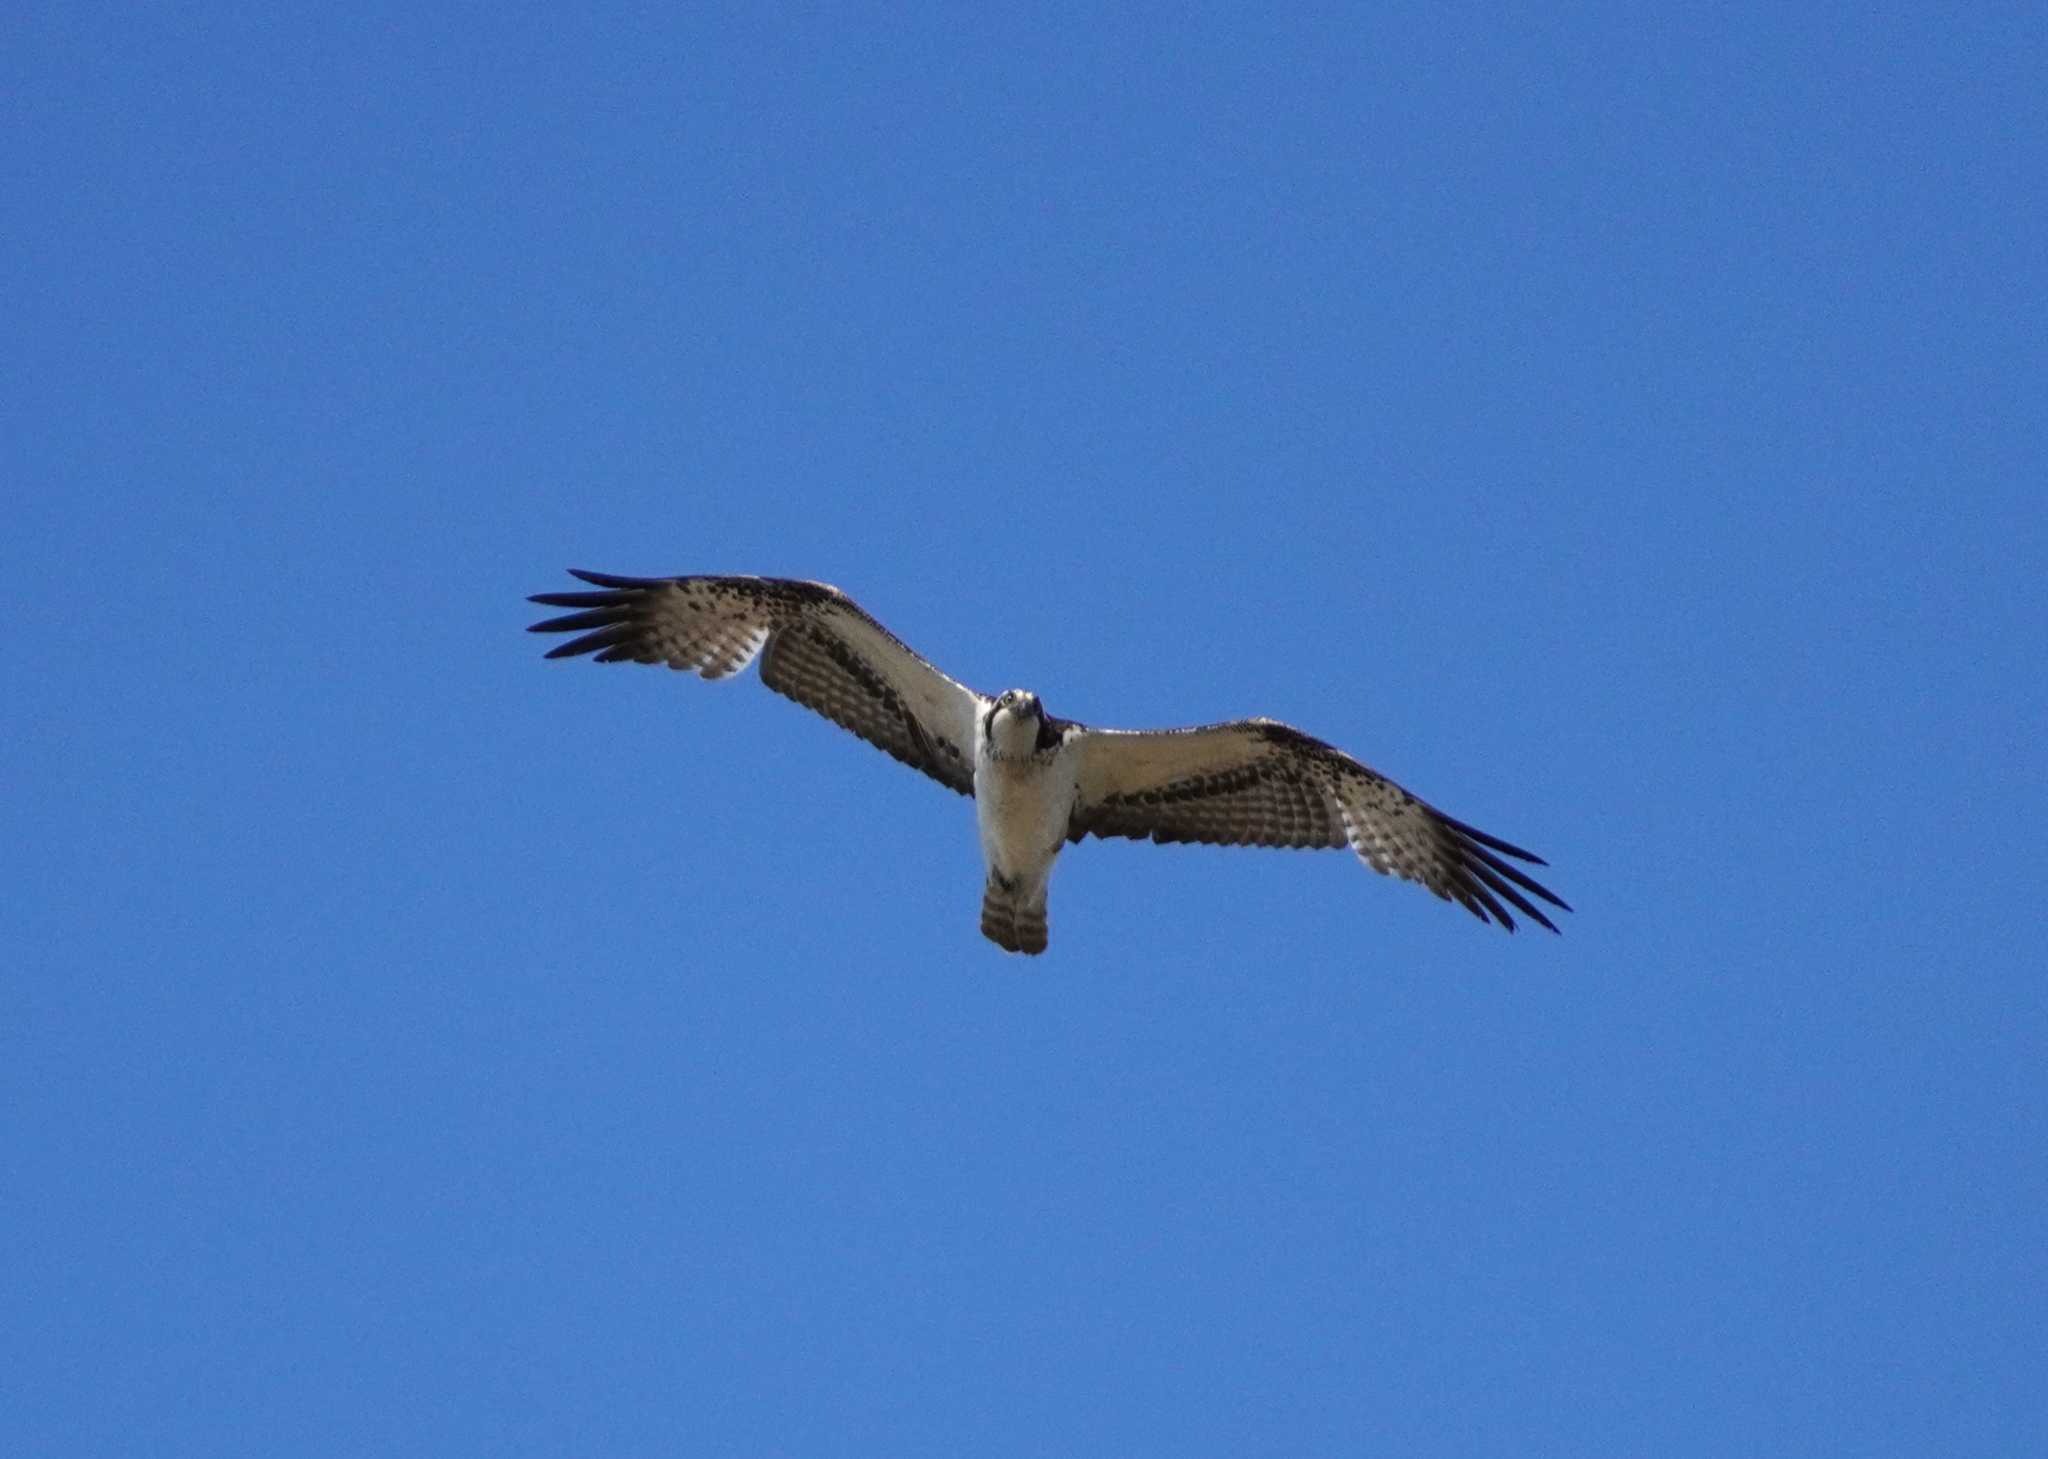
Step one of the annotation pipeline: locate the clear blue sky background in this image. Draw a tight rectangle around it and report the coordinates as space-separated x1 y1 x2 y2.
7 5 2044 1455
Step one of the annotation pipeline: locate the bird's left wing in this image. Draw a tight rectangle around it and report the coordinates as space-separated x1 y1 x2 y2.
1066 717 1569 932
528 570 986 796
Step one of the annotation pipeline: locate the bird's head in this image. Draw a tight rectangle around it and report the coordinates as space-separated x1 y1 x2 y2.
986 689 1047 758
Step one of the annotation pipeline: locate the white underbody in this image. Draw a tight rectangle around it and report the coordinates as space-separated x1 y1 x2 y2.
973 698 1077 896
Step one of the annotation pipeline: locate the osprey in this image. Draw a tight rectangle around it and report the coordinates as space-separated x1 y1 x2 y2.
528 569 1570 954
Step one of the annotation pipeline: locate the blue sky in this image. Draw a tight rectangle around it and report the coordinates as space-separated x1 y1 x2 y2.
7 4 2044 1454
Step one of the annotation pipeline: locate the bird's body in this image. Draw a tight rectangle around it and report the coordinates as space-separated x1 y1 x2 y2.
973 693 1077 953
529 569 1570 953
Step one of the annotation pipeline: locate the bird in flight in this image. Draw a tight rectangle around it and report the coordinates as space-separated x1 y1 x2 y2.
528 570 1569 954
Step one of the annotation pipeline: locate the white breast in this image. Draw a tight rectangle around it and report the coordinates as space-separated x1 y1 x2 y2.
973 715 1077 889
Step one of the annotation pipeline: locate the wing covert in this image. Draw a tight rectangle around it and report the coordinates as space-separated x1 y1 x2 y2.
1068 720 1349 850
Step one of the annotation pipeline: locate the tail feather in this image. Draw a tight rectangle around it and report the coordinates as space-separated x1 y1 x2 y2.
980 876 1049 955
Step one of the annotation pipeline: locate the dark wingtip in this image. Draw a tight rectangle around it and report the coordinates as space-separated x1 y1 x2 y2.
529 572 660 655
1426 814 1572 935
1436 811 1549 866
566 567 674 589
528 607 628 634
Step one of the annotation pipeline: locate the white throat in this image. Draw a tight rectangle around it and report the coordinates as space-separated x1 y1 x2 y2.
986 702 1044 761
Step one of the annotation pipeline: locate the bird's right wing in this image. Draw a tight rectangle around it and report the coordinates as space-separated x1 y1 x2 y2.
527 570 988 796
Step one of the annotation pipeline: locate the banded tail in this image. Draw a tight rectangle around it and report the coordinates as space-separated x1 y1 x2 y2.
980 874 1049 955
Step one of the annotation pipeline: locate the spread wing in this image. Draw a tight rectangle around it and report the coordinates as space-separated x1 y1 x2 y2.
527 569 986 796
1067 717 1569 932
